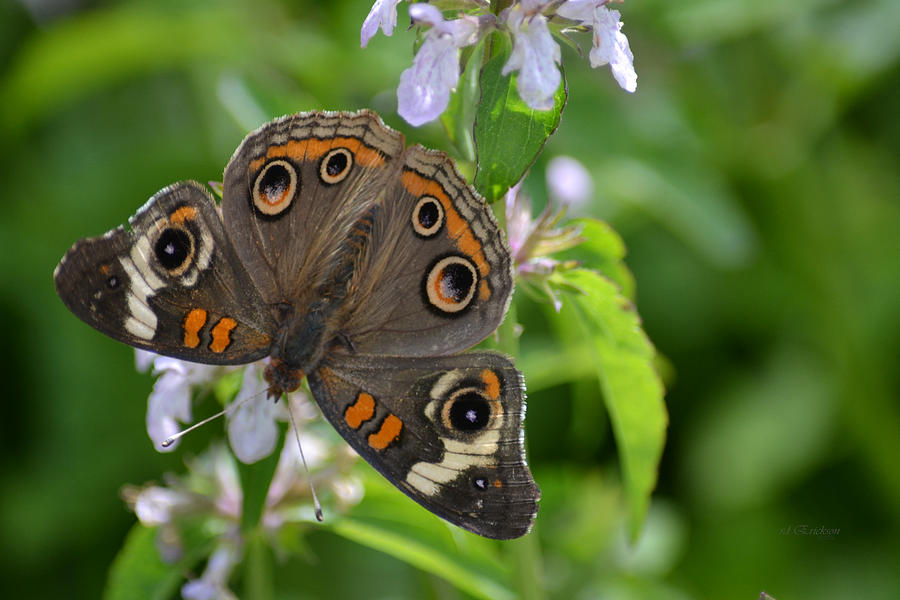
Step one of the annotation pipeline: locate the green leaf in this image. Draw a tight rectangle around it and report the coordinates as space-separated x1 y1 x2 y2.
325 472 514 600
562 218 636 299
474 50 567 203
328 518 515 600
519 338 597 392
104 523 215 600
441 43 481 163
555 268 667 541
212 369 244 405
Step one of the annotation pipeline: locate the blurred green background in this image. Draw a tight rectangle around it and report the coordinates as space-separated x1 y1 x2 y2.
2 0 900 598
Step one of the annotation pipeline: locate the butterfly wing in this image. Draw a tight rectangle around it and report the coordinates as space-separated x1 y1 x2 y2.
334 143 514 357
220 111 405 306
54 181 275 364
308 352 539 539
221 111 513 358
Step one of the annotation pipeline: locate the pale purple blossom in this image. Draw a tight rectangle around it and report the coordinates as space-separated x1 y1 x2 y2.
212 443 243 518
127 428 362 596
181 541 241 600
558 1 637 92
133 486 196 526
138 350 222 451
397 4 482 126
546 155 593 208
360 1 638 123
505 182 532 260
131 349 362 593
505 174 586 311
138 351 295 464
360 0 404 47
502 0 562 110
226 362 286 464
135 348 157 373
125 444 241 567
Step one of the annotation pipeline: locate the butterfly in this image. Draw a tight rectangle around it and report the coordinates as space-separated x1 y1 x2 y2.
54 110 539 539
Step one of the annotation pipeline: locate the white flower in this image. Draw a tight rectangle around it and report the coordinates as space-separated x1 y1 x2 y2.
138 351 221 451
126 419 363 591
262 418 326 529
127 352 366 595
546 155 593 208
397 3 481 126
505 182 532 259
135 348 157 373
226 362 286 464
505 179 585 311
502 0 561 110
558 1 637 92
133 486 195 526
211 443 243 518
138 351 290 464
181 541 241 600
589 6 636 92
360 0 404 47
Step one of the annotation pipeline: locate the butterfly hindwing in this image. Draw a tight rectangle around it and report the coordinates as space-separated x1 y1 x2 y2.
54 181 274 364
308 352 539 540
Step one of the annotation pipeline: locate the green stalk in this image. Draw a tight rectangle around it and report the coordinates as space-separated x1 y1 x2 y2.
494 197 545 600
243 529 274 600
236 420 283 600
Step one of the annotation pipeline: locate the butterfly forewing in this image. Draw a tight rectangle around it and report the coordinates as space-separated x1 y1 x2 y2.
54 181 274 364
221 111 405 306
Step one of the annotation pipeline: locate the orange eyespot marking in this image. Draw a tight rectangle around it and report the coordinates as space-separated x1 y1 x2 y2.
209 317 237 353
170 206 198 224
99 263 111 275
493 479 503 488
432 271 454 304
481 369 501 400
345 392 376 429
252 160 297 216
401 171 490 276
426 256 478 313
368 414 403 450
249 136 385 172
262 185 290 207
183 308 207 349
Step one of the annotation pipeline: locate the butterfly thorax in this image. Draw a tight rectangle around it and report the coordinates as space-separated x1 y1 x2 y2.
264 299 331 396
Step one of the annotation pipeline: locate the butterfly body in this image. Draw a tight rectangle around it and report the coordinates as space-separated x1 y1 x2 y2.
55 110 539 539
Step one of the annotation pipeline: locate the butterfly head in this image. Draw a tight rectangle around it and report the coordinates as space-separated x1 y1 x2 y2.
264 358 305 399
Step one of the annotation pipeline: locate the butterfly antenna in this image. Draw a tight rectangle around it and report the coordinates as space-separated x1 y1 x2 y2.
161 385 262 448
286 395 324 522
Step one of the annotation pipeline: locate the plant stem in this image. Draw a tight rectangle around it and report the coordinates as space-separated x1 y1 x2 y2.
243 529 274 600
494 197 545 600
